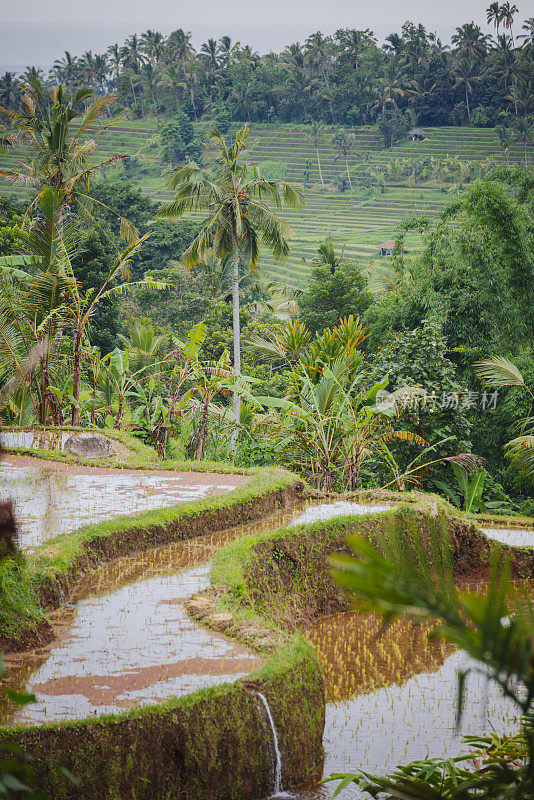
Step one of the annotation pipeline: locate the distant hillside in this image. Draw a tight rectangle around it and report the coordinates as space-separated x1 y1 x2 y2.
1 121 531 287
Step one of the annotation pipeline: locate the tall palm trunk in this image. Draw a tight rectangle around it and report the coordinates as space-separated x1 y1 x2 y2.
129 74 137 103
465 84 471 122
190 84 197 120
315 145 325 188
231 229 241 453
195 397 210 459
149 87 159 121
344 155 353 190
71 328 82 426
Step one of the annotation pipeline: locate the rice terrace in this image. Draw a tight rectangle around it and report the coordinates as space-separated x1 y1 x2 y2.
0 0 534 798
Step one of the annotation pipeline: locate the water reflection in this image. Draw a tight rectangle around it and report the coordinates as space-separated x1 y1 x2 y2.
1 430 96 452
4 564 263 724
290 502 395 528
299 610 521 799
0 505 308 727
0 457 246 551
482 527 534 547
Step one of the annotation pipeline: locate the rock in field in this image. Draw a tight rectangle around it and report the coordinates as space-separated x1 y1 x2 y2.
64 435 116 459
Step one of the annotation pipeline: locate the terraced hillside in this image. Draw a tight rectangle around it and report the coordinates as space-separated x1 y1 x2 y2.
1 121 531 287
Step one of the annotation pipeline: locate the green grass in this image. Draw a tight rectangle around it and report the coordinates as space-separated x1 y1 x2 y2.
1 120 532 288
0 446 300 647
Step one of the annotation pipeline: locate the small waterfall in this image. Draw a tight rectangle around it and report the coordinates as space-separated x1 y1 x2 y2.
254 691 289 798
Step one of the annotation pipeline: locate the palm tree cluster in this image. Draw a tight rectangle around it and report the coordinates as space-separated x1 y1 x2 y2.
0 78 303 460
0 9 532 127
158 124 303 431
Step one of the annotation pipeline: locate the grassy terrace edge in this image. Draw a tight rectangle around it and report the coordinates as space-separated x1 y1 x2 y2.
0 451 324 799
0 442 304 651
0 636 324 800
1 426 251 473
194 495 534 651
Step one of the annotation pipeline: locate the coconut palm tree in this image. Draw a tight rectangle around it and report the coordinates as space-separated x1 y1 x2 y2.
452 60 483 122
183 58 198 120
332 130 363 190
92 54 109 95
491 34 518 89
158 124 303 438
140 29 166 65
200 38 221 100
158 66 186 113
486 2 503 36
451 22 491 62
0 77 126 208
120 321 169 374
51 51 78 92
218 36 238 68
513 116 533 167
106 44 122 88
507 79 534 117
120 36 143 106
167 29 195 74
307 122 326 188
79 51 96 89
0 72 18 110
496 123 514 166
518 17 534 49
501 2 519 47
384 33 405 60
311 239 345 274
140 62 160 120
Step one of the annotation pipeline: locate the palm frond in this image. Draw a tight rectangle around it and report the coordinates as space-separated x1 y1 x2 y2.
474 356 527 389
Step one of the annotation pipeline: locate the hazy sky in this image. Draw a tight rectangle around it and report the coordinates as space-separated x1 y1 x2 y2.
0 0 530 71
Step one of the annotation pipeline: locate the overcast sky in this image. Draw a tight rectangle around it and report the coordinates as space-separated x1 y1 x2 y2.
0 0 530 71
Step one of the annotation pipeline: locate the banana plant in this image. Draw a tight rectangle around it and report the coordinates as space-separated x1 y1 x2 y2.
185 350 258 461
258 361 426 492
129 378 173 458
449 464 486 513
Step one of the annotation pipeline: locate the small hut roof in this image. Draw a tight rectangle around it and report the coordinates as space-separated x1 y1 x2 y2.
378 240 395 249
407 127 427 136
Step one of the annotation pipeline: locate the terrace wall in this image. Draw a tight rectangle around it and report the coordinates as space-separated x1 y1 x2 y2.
1 640 324 800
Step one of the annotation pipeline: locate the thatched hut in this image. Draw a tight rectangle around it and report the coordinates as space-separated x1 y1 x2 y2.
407 127 429 141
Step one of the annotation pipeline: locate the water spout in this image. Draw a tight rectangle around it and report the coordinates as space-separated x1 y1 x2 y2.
255 691 293 798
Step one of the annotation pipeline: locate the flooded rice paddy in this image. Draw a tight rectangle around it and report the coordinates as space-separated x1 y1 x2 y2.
299 609 521 800
481 526 534 547
1 475 532 797
0 505 309 726
0 455 247 551
290 501 394 527
4 562 261 724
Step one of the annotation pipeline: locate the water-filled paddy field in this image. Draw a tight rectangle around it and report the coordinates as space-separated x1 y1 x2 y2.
1 443 533 799
0 453 246 551
297 610 520 800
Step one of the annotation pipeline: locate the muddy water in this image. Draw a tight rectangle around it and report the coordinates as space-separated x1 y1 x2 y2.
1 429 99 452
296 610 521 799
481 527 534 547
290 502 394 528
0 456 246 551
2 493 527 791
0 506 305 727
